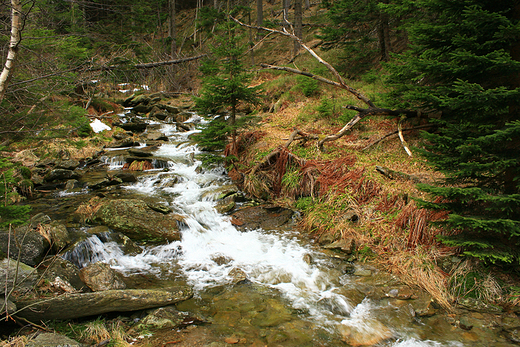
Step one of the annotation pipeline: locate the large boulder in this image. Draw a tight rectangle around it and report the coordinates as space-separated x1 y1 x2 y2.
39 256 87 293
79 262 126 291
15 286 193 321
231 205 295 230
91 198 184 242
26 333 84 347
0 259 38 293
0 226 50 266
45 221 71 252
44 169 80 182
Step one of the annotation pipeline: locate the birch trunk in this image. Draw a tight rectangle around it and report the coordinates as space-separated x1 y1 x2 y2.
0 0 22 103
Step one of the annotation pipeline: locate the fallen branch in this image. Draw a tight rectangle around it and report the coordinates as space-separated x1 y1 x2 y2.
231 16 427 152
133 54 207 69
398 118 413 157
283 127 319 147
362 124 436 150
231 16 374 107
317 107 422 150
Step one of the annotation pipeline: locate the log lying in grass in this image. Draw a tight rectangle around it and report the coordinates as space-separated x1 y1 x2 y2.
14 286 193 322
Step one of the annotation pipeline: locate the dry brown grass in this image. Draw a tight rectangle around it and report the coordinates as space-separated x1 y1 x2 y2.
0 336 30 347
383 250 454 309
74 196 104 223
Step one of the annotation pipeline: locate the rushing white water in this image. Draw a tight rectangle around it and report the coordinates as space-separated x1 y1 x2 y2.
70 119 464 346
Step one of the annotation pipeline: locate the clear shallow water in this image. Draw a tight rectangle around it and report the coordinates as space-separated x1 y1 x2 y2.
68 119 472 346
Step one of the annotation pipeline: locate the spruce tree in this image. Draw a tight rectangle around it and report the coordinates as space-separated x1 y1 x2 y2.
193 12 261 163
386 0 520 264
319 0 394 74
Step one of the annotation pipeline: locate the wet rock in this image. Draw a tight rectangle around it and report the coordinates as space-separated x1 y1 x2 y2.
0 226 50 266
128 148 154 157
303 253 313 265
44 168 80 182
215 195 236 214
123 93 150 107
103 232 143 255
231 205 294 231
0 259 38 293
318 231 340 245
56 159 80 170
118 122 147 133
46 221 71 252
114 172 137 183
414 300 437 317
149 106 170 121
133 104 153 114
353 268 372 277
458 297 503 314
385 286 415 300
145 130 168 141
26 333 84 347
91 198 184 242
323 238 356 254
0 297 16 315
79 262 126 291
86 177 123 190
212 254 232 265
228 268 247 284
30 212 52 226
139 306 186 329
110 138 141 148
159 104 181 115
40 256 87 292
338 320 393 346
15 286 193 321
113 131 131 140
65 179 80 190
147 202 172 214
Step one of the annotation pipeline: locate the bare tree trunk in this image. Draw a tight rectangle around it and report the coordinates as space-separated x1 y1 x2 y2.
282 0 289 29
169 0 177 57
377 1 391 61
257 0 263 27
214 0 218 9
304 0 309 10
0 0 22 103
294 0 302 55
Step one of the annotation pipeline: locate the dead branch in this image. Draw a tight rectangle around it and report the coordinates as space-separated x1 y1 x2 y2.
130 54 207 69
284 127 319 147
260 63 342 88
398 118 413 157
362 124 436 150
231 16 428 153
231 16 374 107
317 107 422 150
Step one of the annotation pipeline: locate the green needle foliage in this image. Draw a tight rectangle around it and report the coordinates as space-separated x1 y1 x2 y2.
193 9 261 164
387 0 520 265
0 156 31 229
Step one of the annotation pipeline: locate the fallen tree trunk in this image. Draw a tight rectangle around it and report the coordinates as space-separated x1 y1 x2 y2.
14 286 193 321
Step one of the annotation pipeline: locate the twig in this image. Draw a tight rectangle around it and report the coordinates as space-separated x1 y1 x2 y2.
362 124 436 150
230 16 374 107
398 118 413 157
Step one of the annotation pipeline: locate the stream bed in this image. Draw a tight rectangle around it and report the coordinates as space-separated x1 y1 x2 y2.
22 111 517 347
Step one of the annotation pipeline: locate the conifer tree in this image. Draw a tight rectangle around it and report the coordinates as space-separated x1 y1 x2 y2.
194 10 261 163
387 0 520 264
320 0 394 74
